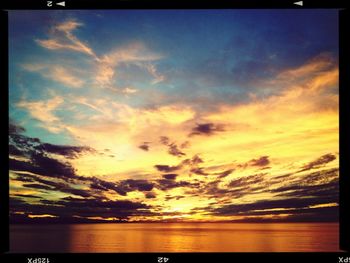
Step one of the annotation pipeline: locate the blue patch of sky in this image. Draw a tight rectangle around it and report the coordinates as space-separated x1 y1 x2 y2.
9 9 338 143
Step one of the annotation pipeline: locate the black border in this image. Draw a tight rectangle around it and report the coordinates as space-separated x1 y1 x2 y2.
339 8 350 253
1 252 350 263
1 0 349 262
0 0 348 9
0 9 9 255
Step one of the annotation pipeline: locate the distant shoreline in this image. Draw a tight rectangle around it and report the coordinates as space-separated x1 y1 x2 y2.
9 221 339 225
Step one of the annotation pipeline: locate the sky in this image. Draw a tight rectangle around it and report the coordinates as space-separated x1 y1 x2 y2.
9 10 339 223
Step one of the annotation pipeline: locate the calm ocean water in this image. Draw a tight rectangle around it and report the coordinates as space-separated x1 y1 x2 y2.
10 222 339 252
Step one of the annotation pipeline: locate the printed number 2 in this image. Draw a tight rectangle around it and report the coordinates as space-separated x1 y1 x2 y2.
47 1 53 7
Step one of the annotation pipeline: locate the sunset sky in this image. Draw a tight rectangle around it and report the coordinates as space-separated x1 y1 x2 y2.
9 10 339 222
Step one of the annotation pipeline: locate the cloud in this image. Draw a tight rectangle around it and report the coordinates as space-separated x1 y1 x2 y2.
145 63 166 84
190 167 209 176
249 156 270 167
9 123 94 179
16 173 94 198
272 179 338 199
228 173 265 188
189 123 225 136
89 177 127 196
10 196 152 221
10 154 76 179
154 164 181 173
145 192 156 199
270 168 338 197
159 136 170 145
159 136 186 157
162 174 178 180
9 122 108 200
276 53 336 81
40 143 93 159
216 169 235 178
167 143 186 157
122 87 138 94
207 184 338 220
9 120 25 134
156 179 199 191
298 153 336 172
95 42 163 88
17 96 63 124
138 142 150 151
22 63 85 88
36 19 165 92
119 179 154 192
36 20 97 59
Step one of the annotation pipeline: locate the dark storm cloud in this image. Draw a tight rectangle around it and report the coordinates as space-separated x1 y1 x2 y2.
10 121 93 160
205 167 339 221
249 156 270 167
159 136 186 157
9 156 75 179
90 177 127 196
8 122 120 199
217 206 339 222
298 153 336 172
162 173 178 180
39 143 93 159
272 173 293 180
216 169 235 178
301 168 338 185
154 154 204 174
190 155 204 165
203 180 231 197
190 167 209 176
165 195 185 201
235 156 270 170
189 173 268 200
209 196 338 216
189 123 225 136
228 173 265 188
156 179 199 191
90 178 155 196
10 196 153 221
22 183 54 191
9 145 25 157
13 171 95 199
272 178 338 199
138 142 150 151
29 176 93 198
9 122 94 179
145 192 156 199
120 179 154 192
168 143 186 157
154 164 181 173
269 168 338 197
32 153 76 178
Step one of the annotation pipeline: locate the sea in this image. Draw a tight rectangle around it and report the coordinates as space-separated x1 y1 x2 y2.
9 222 339 252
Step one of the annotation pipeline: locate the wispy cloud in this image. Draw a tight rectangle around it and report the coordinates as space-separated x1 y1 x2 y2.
95 42 164 88
36 20 97 59
36 20 165 91
17 96 64 132
22 63 85 88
